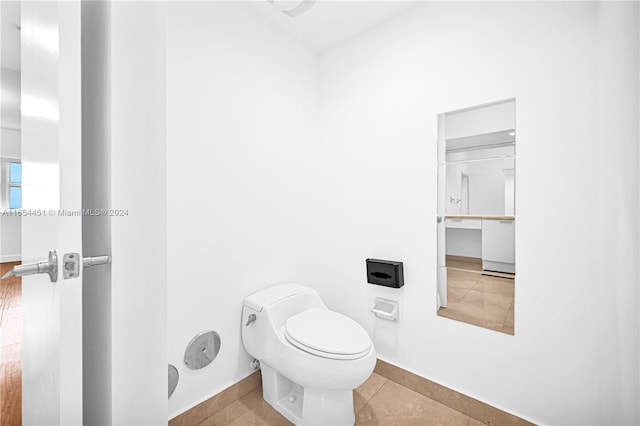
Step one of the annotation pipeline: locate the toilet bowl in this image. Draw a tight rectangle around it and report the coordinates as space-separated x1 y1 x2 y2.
241 283 376 426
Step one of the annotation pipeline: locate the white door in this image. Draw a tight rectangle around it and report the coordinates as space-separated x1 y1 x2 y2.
18 1 82 424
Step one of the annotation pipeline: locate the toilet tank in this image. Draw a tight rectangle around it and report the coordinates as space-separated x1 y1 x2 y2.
243 283 326 329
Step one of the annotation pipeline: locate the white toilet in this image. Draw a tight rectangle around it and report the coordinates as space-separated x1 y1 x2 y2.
241 283 376 426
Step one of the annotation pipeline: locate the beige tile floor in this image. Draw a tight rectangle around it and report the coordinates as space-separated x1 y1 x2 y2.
196 373 491 426
445 257 482 273
438 268 514 335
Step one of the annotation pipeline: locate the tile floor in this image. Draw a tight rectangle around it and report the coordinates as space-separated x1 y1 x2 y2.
445 257 482 273
0 262 22 426
0 257 516 426
196 373 492 426
438 267 514 334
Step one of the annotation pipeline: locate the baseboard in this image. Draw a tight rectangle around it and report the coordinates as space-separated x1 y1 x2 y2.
374 359 534 426
169 360 534 426
446 255 482 265
482 270 516 279
168 371 262 426
0 254 21 263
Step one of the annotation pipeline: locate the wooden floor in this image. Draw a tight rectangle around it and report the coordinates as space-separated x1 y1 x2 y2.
0 262 21 426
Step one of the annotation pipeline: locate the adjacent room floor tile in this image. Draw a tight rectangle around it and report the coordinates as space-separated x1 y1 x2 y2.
439 267 515 334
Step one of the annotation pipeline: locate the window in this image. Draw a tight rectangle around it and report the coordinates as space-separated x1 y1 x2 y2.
9 162 22 209
2 161 22 209
9 163 22 209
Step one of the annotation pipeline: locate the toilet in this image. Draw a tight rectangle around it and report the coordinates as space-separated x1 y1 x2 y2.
241 283 376 426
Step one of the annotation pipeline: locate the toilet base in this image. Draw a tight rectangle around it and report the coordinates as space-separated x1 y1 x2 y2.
260 363 356 426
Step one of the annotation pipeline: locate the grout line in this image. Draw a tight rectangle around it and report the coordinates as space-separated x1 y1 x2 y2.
498 300 514 333
368 375 389 400
460 284 474 299
354 375 388 418
222 388 264 425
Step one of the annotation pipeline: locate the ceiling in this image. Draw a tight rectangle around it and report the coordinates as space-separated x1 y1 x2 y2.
246 1 421 52
0 1 421 72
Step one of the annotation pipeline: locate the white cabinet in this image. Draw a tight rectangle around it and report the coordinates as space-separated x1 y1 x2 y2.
445 218 481 229
481 219 515 273
444 218 482 258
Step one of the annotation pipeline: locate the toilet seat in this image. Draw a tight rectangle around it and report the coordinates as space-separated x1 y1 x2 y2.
285 308 372 360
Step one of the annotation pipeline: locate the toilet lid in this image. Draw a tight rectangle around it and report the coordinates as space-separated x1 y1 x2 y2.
285 308 372 360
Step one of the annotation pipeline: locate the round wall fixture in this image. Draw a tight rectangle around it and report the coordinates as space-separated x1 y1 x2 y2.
168 364 179 398
184 330 221 370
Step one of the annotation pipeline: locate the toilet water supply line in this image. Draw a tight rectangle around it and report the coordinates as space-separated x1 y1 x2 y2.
251 359 261 370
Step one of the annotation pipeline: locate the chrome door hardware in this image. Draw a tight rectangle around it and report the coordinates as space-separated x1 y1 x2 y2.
1 250 58 283
64 253 81 279
83 255 111 268
63 253 111 279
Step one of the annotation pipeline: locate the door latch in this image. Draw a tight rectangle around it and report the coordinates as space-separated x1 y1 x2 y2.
63 253 80 279
0 251 112 282
63 253 112 279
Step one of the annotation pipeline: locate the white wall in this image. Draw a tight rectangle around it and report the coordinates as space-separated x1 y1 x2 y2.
166 2 320 418
0 68 21 262
1 68 20 131
594 1 640 419
316 2 638 425
445 163 462 214
0 214 20 261
0 129 21 262
468 173 504 215
446 159 514 216
81 2 168 425
0 127 20 159
166 2 639 425
504 170 514 216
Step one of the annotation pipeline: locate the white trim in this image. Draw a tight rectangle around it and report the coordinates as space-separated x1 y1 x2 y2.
0 254 21 263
